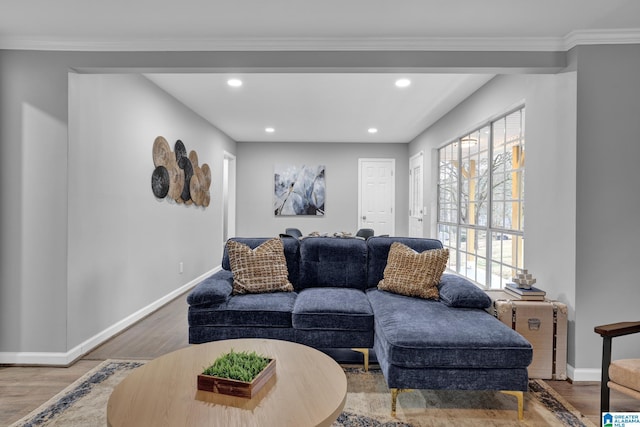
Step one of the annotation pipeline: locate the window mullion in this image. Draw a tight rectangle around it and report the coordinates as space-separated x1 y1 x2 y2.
456 137 462 275
485 125 494 288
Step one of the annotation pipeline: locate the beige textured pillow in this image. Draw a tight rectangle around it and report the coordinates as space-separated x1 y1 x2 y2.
378 242 449 300
227 238 294 295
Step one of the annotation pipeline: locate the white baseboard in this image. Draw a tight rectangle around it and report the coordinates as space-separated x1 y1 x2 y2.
0 266 220 366
567 364 602 382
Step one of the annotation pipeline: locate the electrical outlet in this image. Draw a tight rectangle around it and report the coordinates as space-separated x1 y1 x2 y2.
179 262 184 274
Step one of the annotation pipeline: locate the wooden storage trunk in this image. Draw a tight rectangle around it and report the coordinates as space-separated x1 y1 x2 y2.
486 291 568 380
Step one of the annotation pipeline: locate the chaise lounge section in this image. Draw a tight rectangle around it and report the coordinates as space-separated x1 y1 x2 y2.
187 236 532 417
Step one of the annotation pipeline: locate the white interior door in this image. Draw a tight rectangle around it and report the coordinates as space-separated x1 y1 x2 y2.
358 159 395 236
409 152 424 237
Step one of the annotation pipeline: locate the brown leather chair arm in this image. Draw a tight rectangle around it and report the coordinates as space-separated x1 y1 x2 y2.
594 321 640 338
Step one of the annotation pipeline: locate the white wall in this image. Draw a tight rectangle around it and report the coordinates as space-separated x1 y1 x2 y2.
67 73 235 352
409 73 579 366
236 142 409 237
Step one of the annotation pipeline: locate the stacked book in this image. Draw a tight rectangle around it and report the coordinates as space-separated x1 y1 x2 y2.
504 282 546 301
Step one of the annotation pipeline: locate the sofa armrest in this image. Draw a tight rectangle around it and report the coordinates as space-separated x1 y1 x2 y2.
438 273 491 309
187 270 233 307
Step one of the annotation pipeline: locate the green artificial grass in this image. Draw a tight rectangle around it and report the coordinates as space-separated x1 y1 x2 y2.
202 349 270 382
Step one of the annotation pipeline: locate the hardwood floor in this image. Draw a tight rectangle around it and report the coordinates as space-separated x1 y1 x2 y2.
546 379 638 425
1 291 637 426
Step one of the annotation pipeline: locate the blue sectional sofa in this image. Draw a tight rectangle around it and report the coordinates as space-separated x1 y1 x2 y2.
187 236 532 417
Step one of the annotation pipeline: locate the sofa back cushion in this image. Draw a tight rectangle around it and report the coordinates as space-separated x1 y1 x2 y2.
222 237 300 287
367 237 444 288
298 237 368 290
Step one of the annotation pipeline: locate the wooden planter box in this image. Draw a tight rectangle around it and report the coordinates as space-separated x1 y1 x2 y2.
197 358 276 398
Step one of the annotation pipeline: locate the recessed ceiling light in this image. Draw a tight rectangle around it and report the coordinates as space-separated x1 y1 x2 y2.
227 78 243 87
368 128 378 134
265 127 275 133
395 78 411 88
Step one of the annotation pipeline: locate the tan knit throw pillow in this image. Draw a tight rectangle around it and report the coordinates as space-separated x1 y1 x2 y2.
227 238 294 295
378 242 449 300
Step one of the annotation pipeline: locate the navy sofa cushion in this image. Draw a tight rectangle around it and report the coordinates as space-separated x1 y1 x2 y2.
221 237 300 288
186 270 233 307
367 288 532 369
366 237 443 288
298 237 368 290
188 292 297 328
292 288 373 331
438 273 492 309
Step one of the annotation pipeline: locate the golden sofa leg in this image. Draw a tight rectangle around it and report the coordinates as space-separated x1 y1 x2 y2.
500 390 524 420
390 388 412 417
351 348 369 372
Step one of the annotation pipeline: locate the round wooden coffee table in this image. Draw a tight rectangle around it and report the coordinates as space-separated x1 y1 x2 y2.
107 339 347 427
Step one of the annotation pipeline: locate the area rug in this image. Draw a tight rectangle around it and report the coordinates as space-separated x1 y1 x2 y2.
10 360 596 427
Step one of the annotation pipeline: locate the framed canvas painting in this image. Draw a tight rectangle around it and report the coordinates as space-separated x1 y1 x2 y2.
274 164 325 216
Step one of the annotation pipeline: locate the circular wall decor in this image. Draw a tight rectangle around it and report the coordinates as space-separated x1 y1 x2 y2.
166 158 183 201
190 173 203 206
152 136 171 167
189 150 199 167
201 163 212 188
178 156 194 201
152 136 211 207
151 166 170 198
174 140 187 163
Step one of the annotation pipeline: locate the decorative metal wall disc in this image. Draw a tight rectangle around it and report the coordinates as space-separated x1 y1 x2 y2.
151 166 170 198
178 156 194 201
174 140 187 163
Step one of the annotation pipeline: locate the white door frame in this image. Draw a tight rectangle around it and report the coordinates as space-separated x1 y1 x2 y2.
409 151 424 237
358 158 395 236
222 151 236 243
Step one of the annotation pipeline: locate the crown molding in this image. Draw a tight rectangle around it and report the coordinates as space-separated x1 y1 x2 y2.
564 28 640 50
1 29 639 52
0 35 564 52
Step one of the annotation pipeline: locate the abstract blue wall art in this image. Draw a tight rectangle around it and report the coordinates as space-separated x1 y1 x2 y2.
274 164 325 216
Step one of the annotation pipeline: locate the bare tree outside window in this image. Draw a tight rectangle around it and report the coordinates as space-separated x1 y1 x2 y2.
437 108 525 288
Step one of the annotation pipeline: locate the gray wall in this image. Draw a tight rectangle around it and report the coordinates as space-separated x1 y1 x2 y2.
1 47 637 374
236 142 409 237
574 44 640 371
0 50 237 361
410 49 640 379
410 73 581 368
67 73 234 350
1 51 74 354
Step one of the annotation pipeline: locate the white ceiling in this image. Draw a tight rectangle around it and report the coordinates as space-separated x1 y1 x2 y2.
145 73 494 143
3 0 639 143
2 0 640 50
